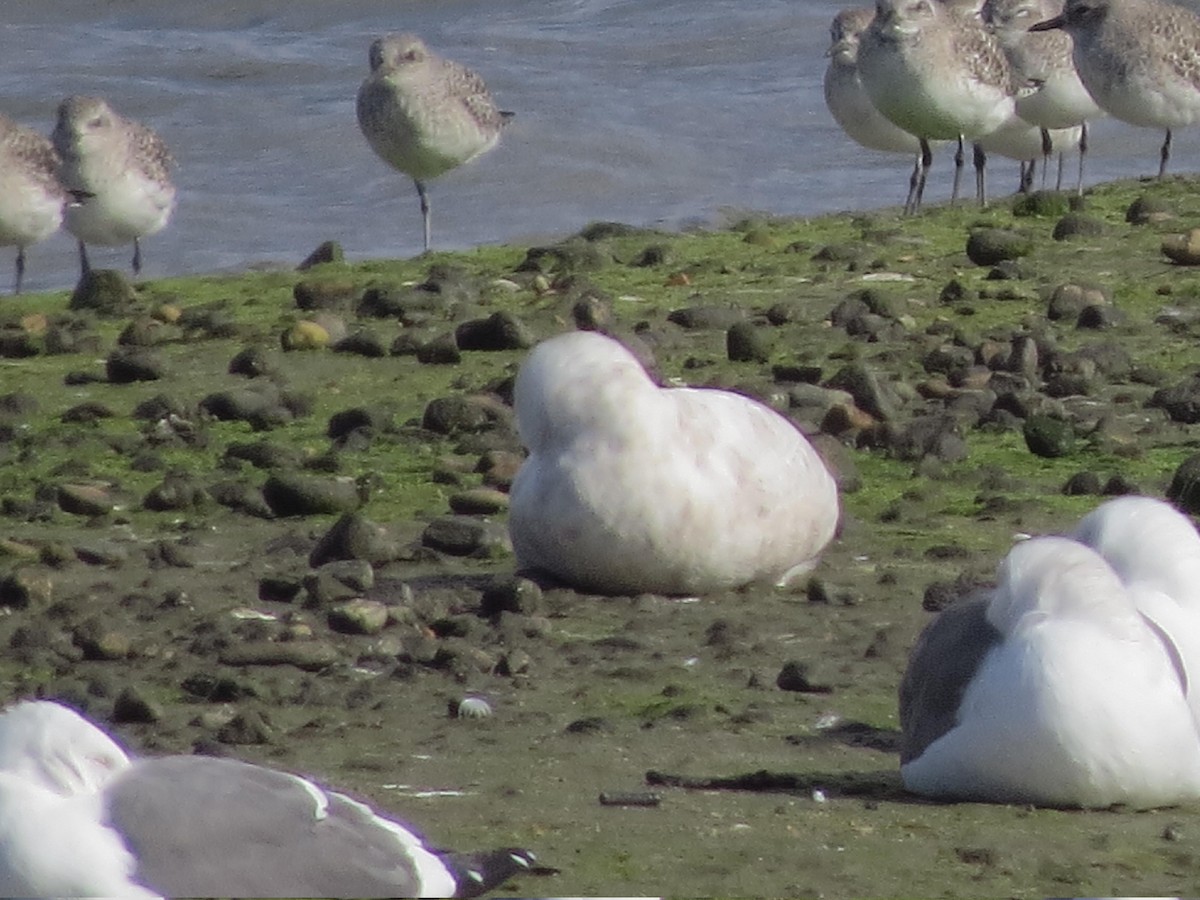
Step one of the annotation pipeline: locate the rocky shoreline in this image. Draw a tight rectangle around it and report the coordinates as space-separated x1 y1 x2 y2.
2 176 1200 895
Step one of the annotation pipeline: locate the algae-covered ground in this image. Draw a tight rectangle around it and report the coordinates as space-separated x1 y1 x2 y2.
5 178 1200 896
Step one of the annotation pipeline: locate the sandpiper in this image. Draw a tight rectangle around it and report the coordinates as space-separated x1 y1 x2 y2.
0 113 66 294
356 33 511 253
1031 0 1200 179
52 96 176 278
858 0 1019 212
824 8 926 212
984 0 1104 193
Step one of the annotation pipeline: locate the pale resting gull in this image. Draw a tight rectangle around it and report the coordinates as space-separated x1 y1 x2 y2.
507 330 840 596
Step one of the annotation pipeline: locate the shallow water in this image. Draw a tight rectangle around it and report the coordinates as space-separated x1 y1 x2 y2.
4 0 1198 292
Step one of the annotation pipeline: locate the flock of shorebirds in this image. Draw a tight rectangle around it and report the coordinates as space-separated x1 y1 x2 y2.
0 32 511 295
827 0 1200 211
5 0 1200 293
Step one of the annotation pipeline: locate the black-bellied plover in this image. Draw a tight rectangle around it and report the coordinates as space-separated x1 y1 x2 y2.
52 96 176 278
984 0 1103 193
824 8 927 212
356 33 511 254
858 0 1019 212
0 113 66 294
1031 0 1200 179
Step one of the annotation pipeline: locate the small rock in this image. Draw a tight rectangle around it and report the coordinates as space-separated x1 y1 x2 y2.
0 569 52 609
726 321 771 363
261 473 362 517
281 320 331 351
309 514 402 567
422 516 510 557
1125 195 1173 225
112 686 161 724
1052 213 1106 241
965 228 1033 266
455 311 535 351
106 347 165 383
775 661 832 694
480 576 544 616
1162 228 1200 265
57 484 113 518
215 709 274 745
297 240 344 270
1168 454 1200 515
218 641 340 671
448 488 510 515
69 269 138 314
327 598 389 635
1023 415 1076 458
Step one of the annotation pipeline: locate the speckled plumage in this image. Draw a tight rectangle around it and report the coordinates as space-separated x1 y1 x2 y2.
52 96 176 277
0 114 66 294
857 0 1020 211
356 33 509 252
1031 0 1200 177
985 0 1103 191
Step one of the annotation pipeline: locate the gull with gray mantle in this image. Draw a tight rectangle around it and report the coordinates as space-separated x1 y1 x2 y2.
901 496 1200 807
0 700 535 898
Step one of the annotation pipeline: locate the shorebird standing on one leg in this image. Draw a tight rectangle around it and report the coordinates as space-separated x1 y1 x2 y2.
857 0 1018 213
356 33 511 254
51 96 176 279
1031 0 1200 180
0 113 66 294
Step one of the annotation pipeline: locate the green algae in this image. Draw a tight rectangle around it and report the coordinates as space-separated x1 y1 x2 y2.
2 177 1200 896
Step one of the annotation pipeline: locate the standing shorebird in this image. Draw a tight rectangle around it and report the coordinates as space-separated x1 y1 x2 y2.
0 113 67 294
1031 0 1200 179
52 96 176 278
824 8 927 212
356 33 511 254
984 0 1104 193
858 0 1019 212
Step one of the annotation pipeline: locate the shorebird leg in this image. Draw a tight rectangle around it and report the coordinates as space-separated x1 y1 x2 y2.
909 138 935 215
1040 127 1053 190
414 179 432 252
973 141 988 206
132 238 143 275
951 136 965 205
1077 122 1088 196
77 241 92 277
904 152 922 215
1159 128 1172 179
1056 151 1066 192
14 246 26 295
1018 160 1033 194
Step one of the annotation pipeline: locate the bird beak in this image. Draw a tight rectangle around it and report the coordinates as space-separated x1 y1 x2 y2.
1028 14 1065 31
825 38 851 58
